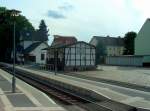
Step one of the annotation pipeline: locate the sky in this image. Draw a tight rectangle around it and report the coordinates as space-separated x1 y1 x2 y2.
1 0 150 43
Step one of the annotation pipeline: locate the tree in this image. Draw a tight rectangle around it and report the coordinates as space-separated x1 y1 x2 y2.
38 19 49 41
96 41 106 65
0 7 34 62
123 31 137 55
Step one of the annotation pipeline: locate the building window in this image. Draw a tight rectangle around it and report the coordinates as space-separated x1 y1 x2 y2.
41 54 45 60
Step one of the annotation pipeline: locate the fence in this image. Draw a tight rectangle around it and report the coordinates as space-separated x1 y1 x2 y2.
105 56 143 66
39 64 55 71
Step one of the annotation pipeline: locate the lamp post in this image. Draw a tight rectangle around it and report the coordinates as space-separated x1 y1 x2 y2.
54 48 57 75
8 9 21 93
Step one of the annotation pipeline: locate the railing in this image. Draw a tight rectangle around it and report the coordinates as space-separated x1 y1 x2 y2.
39 64 55 71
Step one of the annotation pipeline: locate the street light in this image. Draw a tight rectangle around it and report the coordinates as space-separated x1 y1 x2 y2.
54 48 57 75
8 9 21 93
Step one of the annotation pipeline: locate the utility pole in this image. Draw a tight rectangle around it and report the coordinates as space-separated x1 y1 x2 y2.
8 9 21 93
12 21 16 93
54 48 57 75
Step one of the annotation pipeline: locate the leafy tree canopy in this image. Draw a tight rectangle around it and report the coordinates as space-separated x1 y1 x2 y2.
123 31 137 55
0 7 34 62
38 19 49 41
96 41 106 64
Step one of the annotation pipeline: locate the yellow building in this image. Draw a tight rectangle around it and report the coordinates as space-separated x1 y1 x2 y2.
106 46 124 56
90 36 124 56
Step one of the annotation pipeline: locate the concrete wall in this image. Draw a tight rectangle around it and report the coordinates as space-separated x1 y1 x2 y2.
105 56 143 66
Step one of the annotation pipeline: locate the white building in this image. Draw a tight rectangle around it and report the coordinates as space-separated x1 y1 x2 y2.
23 42 48 64
46 41 96 71
18 30 49 64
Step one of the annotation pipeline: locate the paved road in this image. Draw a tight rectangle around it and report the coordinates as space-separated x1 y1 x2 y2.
59 74 150 101
71 65 150 88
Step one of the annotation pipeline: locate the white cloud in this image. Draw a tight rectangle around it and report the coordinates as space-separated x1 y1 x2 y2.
3 0 149 42
44 0 150 41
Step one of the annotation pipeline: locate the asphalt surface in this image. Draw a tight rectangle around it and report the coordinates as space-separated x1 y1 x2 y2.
59 74 150 101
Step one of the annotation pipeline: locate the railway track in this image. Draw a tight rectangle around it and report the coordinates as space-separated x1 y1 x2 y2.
0 63 137 111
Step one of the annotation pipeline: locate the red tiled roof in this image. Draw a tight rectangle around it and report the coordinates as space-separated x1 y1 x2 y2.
51 35 77 46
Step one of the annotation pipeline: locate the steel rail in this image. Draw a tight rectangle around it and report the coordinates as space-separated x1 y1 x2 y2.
0 63 137 111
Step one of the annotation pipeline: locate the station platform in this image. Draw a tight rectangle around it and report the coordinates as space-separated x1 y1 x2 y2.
0 69 65 111
67 65 150 88
17 65 150 110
